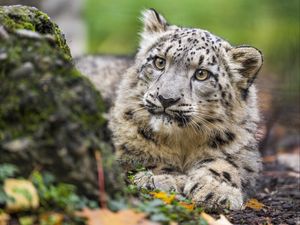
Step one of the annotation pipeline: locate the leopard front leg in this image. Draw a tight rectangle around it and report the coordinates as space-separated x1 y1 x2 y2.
183 158 244 210
133 171 187 192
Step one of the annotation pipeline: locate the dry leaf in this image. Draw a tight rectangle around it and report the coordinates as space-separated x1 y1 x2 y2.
77 208 151 225
0 212 10 225
150 192 175 204
245 198 265 211
4 179 39 212
201 212 232 225
178 201 195 211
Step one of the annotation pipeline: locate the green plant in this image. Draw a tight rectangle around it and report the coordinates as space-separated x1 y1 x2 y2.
0 164 19 206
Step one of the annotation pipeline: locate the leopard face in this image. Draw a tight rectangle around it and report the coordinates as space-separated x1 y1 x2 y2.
134 9 262 133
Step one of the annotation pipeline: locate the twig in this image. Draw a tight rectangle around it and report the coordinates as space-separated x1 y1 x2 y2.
95 150 107 208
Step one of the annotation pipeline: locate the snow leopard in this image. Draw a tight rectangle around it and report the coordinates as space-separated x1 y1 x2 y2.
109 9 263 210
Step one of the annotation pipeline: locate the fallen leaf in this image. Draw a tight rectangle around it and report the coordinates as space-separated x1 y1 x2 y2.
178 201 195 211
4 179 39 212
77 208 153 225
245 198 265 211
0 212 10 225
150 192 175 204
117 209 148 225
201 212 232 225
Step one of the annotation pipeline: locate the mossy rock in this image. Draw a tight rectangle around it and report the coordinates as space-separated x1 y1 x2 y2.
0 5 71 58
0 6 124 198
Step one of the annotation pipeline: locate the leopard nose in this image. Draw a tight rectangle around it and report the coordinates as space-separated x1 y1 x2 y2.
158 95 180 109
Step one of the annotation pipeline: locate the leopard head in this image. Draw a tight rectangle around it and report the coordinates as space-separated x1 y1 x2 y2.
132 9 263 134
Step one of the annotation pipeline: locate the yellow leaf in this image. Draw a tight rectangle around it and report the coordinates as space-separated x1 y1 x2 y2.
245 198 265 211
178 201 195 211
0 212 10 225
4 179 39 212
150 191 175 204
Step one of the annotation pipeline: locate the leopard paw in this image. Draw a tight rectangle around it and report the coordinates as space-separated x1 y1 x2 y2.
183 176 243 210
134 171 179 192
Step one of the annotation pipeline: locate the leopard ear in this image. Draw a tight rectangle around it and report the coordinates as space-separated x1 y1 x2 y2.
141 8 168 34
228 46 263 89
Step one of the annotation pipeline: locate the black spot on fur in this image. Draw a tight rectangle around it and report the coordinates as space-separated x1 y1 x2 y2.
200 158 215 164
222 172 231 181
205 192 214 201
232 183 238 188
198 55 204 66
161 167 176 173
208 131 235 149
138 127 157 144
220 199 227 205
123 110 134 120
212 55 216 64
244 166 255 173
209 168 220 177
164 45 173 57
225 131 236 142
225 156 239 168
190 183 200 194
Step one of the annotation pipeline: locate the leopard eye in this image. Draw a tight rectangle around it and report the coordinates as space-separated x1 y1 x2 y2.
153 56 166 70
194 69 211 81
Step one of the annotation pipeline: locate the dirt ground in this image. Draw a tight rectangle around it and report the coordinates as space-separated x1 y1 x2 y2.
228 161 299 225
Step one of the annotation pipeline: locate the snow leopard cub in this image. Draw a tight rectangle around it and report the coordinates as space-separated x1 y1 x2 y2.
109 9 263 210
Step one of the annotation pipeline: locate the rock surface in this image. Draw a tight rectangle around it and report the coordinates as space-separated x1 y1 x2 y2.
75 55 133 107
0 5 123 198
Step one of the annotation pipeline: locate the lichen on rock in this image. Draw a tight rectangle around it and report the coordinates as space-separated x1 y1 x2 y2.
0 5 124 198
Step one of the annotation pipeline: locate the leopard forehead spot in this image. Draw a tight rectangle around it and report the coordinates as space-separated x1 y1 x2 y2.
142 28 226 68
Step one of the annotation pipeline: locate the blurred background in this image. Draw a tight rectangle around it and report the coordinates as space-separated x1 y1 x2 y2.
1 0 299 167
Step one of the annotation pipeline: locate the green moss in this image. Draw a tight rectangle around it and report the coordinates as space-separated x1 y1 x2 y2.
0 35 105 140
0 5 71 58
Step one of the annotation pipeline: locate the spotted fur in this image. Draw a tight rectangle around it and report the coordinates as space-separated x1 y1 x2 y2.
109 9 263 210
